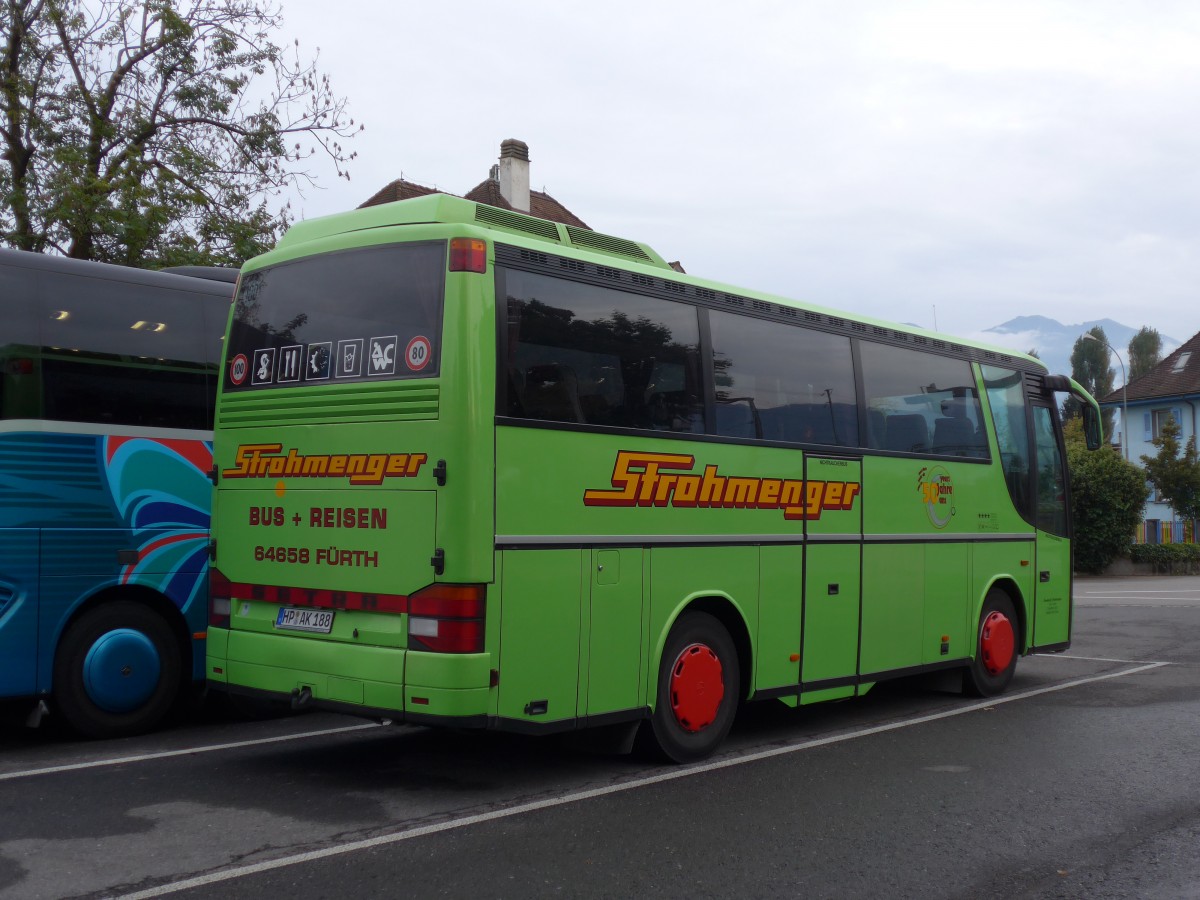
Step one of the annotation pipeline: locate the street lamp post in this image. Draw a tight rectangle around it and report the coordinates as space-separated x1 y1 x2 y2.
1082 333 1128 461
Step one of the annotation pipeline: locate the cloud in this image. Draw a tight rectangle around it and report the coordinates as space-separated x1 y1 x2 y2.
276 0 1200 343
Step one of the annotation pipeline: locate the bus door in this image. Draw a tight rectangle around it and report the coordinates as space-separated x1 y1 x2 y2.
1030 403 1071 648
801 455 863 694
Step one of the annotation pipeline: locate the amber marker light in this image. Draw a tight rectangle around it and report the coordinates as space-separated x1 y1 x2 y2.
448 237 487 273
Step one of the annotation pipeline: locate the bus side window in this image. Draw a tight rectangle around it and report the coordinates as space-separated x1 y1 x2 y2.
505 366 526 417
40 275 209 429
523 363 585 423
201 295 231 429
502 271 703 433
861 341 986 459
1033 405 1068 536
708 308 857 446
867 409 887 448
0 263 42 420
645 360 701 432
932 397 986 457
982 366 1035 522
886 414 930 454
715 398 760 439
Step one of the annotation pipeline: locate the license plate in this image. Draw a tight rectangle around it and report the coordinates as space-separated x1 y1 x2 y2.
275 607 334 634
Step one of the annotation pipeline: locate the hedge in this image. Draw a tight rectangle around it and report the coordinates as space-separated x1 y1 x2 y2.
1128 542 1200 574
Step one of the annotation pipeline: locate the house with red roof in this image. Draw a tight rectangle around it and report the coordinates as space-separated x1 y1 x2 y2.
1099 329 1200 542
360 139 590 228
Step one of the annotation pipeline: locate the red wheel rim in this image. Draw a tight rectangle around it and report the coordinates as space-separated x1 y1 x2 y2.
980 611 1015 675
669 642 724 732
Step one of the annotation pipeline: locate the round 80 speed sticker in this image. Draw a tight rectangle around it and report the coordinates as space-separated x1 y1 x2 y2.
405 336 432 371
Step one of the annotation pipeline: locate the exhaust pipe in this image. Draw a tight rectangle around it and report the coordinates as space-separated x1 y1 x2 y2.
290 686 313 710
25 699 50 729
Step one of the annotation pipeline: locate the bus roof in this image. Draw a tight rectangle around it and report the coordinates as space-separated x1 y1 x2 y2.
275 193 671 270
260 196 1045 374
0 247 235 297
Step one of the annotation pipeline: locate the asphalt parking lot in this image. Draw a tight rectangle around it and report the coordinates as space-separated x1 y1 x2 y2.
1 575 1197 900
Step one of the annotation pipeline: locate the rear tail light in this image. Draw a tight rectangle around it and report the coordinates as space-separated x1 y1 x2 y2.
448 238 487 273
408 583 486 653
209 567 232 627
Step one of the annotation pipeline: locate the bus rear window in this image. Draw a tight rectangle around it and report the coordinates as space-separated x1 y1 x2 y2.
224 242 445 391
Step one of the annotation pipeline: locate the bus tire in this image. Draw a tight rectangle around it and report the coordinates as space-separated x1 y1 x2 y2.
965 590 1018 697
53 600 181 739
643 611 740 763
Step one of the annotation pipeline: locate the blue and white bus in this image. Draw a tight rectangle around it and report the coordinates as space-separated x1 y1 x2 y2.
0 248 234 737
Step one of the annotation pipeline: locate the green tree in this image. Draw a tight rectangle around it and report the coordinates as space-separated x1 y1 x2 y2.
1127 326 1162 382
1064 418 1148 573
1 0 361 267
1140 413 1200 522
1064 327 1115 438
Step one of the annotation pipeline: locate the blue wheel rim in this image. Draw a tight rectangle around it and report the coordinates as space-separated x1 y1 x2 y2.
82 628 162 714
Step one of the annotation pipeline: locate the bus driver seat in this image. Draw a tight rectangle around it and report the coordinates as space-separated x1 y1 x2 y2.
885 413 930 454
932 398 978 456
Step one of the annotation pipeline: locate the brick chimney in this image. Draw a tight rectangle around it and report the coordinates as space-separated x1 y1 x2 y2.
498 139 530 213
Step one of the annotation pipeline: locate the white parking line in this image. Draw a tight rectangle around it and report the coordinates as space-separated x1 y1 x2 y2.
0 722 384 782
1036 654 1172 664
111 661 1169 900
1075 601 1197 608
1077 593 1199 598
1076 589 1198 594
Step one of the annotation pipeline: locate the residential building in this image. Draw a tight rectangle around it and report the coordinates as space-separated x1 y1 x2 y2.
1099 329 1200 542
359 139 590 228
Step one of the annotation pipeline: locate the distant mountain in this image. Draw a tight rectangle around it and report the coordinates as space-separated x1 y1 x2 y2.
980 317 1180 385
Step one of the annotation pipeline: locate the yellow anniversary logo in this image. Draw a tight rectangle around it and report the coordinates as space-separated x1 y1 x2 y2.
583 451 859 521
917 465 955 528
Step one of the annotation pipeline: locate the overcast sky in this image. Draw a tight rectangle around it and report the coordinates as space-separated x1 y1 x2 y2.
274 0 1200 353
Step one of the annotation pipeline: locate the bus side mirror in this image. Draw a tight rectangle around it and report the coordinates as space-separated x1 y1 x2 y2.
1082 404 1102 451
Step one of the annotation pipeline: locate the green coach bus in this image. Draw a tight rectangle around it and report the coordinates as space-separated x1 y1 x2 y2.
206 194 1102 762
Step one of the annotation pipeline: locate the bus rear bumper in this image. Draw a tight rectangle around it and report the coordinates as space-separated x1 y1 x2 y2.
207 627 491 720
213 680 490 728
